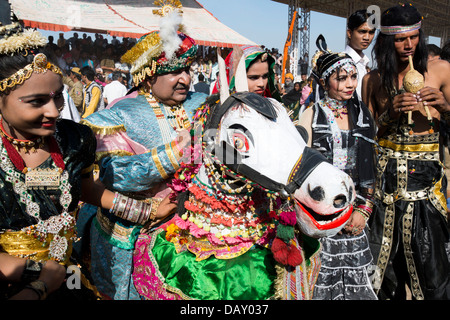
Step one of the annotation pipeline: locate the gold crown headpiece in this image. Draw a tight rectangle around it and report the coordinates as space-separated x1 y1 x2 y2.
152 0 183 17
0 52 62 93
0 22 62 93
121 0 196 86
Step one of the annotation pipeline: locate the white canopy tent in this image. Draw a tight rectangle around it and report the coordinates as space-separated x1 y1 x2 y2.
8 0 257 48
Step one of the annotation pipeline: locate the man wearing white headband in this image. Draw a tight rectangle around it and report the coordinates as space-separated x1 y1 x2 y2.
362 3 450 300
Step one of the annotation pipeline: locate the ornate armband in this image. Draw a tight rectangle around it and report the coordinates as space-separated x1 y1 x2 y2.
21 259 44 283
24 280 48 300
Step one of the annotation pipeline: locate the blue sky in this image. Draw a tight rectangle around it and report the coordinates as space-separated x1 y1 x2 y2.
198 0 348 54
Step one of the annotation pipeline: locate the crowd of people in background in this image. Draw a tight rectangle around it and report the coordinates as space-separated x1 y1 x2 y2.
42 31 328 121
51 29 450 126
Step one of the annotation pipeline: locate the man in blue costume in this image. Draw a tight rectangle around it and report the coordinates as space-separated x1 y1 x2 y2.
76 5 208 299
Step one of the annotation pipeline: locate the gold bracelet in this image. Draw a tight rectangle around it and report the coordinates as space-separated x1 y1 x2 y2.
150 198 163 221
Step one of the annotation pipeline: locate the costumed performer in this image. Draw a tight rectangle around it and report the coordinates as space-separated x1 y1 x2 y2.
362 3 450 300
212 45 282 101
298 35 378 300
0 21 171 300
76 0 208 300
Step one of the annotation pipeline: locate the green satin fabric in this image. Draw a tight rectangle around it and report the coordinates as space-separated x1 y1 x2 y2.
152 231 277 300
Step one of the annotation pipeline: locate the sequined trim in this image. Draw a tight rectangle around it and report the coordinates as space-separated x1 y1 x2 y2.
80 120 126 136
94 208 137 249
95 150 134 162
137 228 195 300
402 202 424 300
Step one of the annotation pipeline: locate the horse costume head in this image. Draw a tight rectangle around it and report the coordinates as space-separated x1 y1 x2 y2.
208 51 355 235
200 91 355 236
167 49 355 268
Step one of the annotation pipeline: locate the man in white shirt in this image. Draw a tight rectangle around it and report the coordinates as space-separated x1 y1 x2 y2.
103 71 128 106
344 9 376 100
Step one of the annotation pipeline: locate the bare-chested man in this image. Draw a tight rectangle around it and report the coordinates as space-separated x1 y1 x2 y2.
362 3 450 300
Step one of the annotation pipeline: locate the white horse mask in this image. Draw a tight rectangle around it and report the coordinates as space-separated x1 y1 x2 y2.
199 52 356 238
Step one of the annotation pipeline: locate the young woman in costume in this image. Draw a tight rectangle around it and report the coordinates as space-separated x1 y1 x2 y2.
212 45 282 101
0 23 172 300
298 37 378 300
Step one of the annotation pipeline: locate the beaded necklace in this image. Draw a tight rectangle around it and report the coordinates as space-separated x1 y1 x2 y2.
0 117 44 153
144 93 190 144
319 96 348 170
323 95 348 119
0 135 74 261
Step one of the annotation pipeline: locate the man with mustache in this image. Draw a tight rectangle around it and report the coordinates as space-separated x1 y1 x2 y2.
75 15 208 298
362 3 450 300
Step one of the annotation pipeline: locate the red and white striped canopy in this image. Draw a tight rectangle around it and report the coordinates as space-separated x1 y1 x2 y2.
9 0 257 48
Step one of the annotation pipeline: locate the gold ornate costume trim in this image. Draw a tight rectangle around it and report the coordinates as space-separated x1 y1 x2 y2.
165 142 180 171
152 148 169 180
402 202 425 299
0 228 103 299
0 229 74 263
95 150 134 163
94 208 135 243
79 120 126 136
81 164 95 175
378 137 439 153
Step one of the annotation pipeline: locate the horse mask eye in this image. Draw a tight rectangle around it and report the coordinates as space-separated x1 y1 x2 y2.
227 124 254 155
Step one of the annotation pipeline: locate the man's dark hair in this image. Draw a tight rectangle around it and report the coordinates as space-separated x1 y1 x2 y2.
427 44 441 57
441 40 450 62
372 3 427 98
111 71 122 81
198 73 205 82
347 9 374 31
71 70 82 81
80 66 95 81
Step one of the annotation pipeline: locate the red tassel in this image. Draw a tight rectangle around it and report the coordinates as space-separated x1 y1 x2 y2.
287 246 303 267
271 238 289 265
271 237 303 267
279 210 297 226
